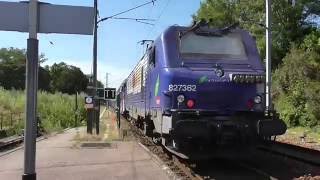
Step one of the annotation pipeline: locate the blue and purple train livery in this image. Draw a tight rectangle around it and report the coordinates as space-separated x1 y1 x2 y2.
117 24 286 159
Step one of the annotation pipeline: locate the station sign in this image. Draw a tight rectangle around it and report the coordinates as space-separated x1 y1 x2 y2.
96 88 105 99
85 96 94 109
105 88 116 100
0 1 94 35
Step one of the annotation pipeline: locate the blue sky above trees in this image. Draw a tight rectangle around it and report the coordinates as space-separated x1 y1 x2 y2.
0 0 201 88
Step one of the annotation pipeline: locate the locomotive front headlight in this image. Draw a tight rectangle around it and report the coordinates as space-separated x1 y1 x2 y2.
177 94 185 103
254 95 262 104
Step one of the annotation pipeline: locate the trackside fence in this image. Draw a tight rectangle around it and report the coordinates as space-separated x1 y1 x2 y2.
0 111 24 131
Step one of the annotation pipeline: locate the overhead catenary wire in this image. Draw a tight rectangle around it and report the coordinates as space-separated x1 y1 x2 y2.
98 0 157 24
136 20 155 26
110 17 155 21
147 0 172 38
143 0 156 39
136 0 172 57
109 17 155 25
95 0 158 91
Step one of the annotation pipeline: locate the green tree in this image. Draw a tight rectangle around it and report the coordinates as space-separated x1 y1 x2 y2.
195 1 320 128
97 80 104 88
273 31 320 127
50 62 88 94
0 48 50 91
194 0 320 67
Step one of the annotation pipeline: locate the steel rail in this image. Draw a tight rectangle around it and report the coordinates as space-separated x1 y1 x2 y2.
0 135 24 151
112 108 320 179
258 141 320 166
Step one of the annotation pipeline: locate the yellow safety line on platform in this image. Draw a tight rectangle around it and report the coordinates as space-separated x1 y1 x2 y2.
99 107 107 119
104 124 110 140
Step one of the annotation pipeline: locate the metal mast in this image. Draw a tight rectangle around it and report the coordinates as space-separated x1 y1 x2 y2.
266 0 272 112
23 0 38 179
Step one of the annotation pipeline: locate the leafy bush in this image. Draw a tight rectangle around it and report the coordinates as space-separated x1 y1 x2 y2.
194 0 319 68
0 87 86 134
273 33 320 128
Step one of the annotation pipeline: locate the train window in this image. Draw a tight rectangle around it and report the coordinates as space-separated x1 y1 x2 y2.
148 46 156 66
141 68 144 87
180 32 247 60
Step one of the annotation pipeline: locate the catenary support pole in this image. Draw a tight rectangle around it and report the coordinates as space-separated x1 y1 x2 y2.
106 73 109 88
266 0 272 112
23 0 38 180
96 99 100 134
93 0 99 134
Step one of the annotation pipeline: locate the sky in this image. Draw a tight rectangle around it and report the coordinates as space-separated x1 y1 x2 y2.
0 0 201 88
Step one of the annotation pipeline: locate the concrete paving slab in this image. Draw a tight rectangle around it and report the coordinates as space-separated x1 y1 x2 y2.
0 109 170 180
0 128 169 180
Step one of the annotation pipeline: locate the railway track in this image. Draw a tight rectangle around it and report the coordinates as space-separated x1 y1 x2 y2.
187 141 320 180
258 141 320 166
123 115 275 180
0 135 24 152
113 110 320 179
0 131 43 153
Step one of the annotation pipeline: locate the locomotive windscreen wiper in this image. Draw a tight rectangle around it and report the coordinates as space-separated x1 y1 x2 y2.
220 22 240 33
179 21 240 38
179 20 208 38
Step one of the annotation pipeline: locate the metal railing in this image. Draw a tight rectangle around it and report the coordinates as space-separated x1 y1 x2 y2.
0 111 24 130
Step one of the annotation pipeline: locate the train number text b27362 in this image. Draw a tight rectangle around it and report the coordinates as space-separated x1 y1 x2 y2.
168 84 197 92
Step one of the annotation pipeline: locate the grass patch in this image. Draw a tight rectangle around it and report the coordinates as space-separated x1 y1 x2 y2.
286 126 320 142
72 108 120 145
0 87 86 137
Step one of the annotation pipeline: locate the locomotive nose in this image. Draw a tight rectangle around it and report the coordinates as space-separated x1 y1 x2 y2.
166 68 265 112
195 75 263 112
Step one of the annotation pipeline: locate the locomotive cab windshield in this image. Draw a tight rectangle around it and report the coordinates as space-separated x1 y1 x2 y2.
180 32 247 60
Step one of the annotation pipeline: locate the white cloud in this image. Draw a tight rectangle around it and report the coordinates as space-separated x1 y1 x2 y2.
43 59 132 88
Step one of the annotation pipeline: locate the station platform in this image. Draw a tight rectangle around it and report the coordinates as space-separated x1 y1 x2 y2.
0 109 170 180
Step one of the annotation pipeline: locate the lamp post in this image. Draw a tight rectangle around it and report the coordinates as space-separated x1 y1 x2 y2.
266 0 272 112
23 0 38 179
87 0 99 134
93 0 98 99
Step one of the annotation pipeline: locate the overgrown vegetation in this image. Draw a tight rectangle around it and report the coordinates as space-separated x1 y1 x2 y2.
195 0 320 128
0 47 104 136
0 87 86 136
273 30 320 128
0 48 104 94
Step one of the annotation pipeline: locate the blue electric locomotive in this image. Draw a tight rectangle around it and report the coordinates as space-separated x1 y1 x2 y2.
118 23 286 159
